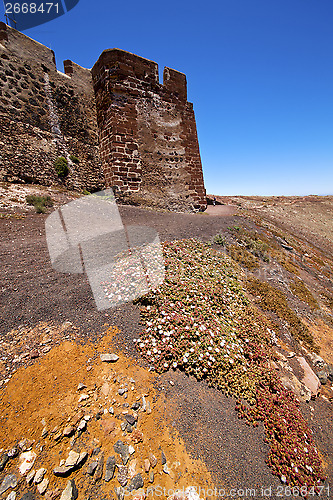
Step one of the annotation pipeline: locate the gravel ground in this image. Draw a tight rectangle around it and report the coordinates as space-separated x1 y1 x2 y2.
1 203 332 499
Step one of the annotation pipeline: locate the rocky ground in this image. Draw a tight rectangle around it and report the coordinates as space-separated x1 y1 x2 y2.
0 184 333 500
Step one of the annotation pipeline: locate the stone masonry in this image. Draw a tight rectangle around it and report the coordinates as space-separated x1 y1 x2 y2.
0 23 206 211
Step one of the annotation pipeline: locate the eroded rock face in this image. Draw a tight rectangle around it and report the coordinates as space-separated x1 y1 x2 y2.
297 356 321 397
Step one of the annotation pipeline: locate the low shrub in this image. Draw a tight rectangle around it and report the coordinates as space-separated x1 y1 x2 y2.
290 279 319 310
26 195 53 214
228 244 259 270
228 226 271 263
246 277 319 352
212 234 226 246
129 239 325 489
54 156 69 177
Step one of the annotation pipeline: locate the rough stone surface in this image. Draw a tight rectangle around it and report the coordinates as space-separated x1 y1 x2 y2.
0 474 17 495
0 24 103 192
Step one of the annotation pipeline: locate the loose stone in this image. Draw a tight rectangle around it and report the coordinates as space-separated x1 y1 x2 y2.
0 453 9 472
53 465 72 476
125 414 136 425
127 473 144 492
34 467 47 484
77 451 88 467
77 420 87 432
7 447 19 458
59 480 78 500
0 474 17 495
37 477 49 495
54 431 62 441
117 465 128 487
144 459 150 472
65 451 80 468
63 426 75 437
100 353 119 362
20 493 34 500
114 486 125 500
94 453 104 481
19 450 36 475
317 370 328 385
26 469 35 484
105 456 116 482
148 453 157 468
163 463 169 474
114 441 130 465
86 460 98 475
78 394 89 403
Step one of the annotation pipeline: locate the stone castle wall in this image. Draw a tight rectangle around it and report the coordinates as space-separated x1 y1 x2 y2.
0 22 104 192
0 23 206 211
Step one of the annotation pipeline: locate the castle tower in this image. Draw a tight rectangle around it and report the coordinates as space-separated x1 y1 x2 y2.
91 49 206 212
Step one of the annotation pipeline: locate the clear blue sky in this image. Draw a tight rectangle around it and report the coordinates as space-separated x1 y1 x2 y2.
1 0 332 196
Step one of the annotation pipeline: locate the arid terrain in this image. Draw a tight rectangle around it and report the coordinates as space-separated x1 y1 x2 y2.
0 184 332 500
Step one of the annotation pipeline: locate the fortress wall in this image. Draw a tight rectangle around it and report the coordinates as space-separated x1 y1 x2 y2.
0 22 104 191
92 49 206 211
0 24 206 211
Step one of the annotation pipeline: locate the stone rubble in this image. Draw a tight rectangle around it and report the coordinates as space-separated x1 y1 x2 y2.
0 347 208 500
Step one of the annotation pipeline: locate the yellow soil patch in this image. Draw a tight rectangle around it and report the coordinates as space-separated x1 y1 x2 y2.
0 324 214 499
306 318 333 365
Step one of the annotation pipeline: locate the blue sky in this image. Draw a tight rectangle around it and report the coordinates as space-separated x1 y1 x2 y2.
1 0 332 196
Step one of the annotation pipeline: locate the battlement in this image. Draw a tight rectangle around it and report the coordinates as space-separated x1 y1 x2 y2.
92 48 188 100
